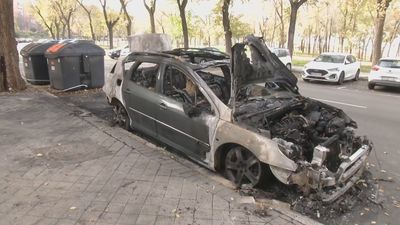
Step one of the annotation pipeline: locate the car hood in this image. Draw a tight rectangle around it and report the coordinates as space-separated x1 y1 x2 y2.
230 35 298 106
305 61 342 70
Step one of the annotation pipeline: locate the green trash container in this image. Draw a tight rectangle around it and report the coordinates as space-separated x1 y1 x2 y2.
45 40 105 90
20 40 57 85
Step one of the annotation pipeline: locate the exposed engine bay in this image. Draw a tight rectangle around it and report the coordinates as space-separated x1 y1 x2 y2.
233 83 372 202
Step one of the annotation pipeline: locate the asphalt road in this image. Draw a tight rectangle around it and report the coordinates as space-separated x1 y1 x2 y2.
297 79 400 224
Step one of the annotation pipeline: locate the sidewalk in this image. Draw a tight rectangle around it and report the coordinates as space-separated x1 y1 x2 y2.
0 88 320 225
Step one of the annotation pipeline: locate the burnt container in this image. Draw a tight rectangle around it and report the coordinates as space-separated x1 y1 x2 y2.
20 40 58 85
44 40 105 90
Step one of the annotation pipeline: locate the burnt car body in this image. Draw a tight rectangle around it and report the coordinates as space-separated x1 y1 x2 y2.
103 35 372 203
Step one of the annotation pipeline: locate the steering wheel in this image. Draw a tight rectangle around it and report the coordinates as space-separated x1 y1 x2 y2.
172 86 194 105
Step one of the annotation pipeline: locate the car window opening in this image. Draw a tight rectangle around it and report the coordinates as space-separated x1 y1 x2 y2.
163 66 213 115
131 62 159 91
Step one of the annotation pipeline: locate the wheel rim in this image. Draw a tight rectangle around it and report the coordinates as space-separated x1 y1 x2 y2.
225 147 262 187
113 104 128 127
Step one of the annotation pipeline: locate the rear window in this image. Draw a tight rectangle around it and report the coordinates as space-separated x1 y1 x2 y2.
379 60 400 68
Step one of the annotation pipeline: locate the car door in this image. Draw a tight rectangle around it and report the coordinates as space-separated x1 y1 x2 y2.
344 55 354 78
155 64 211 160
121 60 161 137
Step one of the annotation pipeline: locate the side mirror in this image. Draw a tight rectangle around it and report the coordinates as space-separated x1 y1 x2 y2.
345 60 350 64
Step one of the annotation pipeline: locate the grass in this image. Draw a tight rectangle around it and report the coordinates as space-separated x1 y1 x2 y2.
292 55 372 73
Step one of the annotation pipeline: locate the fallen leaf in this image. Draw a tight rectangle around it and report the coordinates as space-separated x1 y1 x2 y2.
69 206 76 210
380 170 386 173
384 212 389 216
364 208 370 211
36 153 43 157
360 212 364 216
371 221 376 224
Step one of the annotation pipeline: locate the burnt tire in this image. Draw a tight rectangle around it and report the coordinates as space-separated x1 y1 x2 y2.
337 72 345 85
224 146 266 188
112 102 131 131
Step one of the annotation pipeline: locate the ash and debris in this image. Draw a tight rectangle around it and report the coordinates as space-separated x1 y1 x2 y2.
239 170 387 225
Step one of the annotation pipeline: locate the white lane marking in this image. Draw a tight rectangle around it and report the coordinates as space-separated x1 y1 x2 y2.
337 86 347 90
311 98 368 109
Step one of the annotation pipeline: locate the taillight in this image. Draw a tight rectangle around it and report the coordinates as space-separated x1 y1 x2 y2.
372 65 379 71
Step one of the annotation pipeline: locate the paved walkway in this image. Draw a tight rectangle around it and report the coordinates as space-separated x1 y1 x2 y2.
0 89 319 225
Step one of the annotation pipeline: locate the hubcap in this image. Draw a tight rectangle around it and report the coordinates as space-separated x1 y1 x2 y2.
113 104 127 127
225 147 262 187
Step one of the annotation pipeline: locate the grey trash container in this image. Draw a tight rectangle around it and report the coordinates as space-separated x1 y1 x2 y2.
20 40 57 85
45 40 105 90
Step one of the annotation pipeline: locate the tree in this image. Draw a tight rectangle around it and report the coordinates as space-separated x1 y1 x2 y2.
287 0 307 56
32 0 61 39
120 0 133 36
372 0 392 65
222 0 232 54
144 0 157 33
177 0 189 48
99 0 122 49
76 0 96 40
55 0 77 39
272 0 286 48
0 0 26 92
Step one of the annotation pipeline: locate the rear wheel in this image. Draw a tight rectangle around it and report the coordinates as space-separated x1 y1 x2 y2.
368 83 375 90
224 146 265 188
113 102 131 131
353 69 360 81
337 72 345 85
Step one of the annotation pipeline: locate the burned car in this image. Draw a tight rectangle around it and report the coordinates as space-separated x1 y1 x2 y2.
103 35 372 203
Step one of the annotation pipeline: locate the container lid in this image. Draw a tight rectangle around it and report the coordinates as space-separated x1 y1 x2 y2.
45 40 105 58
20 40 58 57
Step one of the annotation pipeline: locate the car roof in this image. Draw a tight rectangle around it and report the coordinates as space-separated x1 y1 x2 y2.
379 57 400 61
124 51 229 70
321 52 349 56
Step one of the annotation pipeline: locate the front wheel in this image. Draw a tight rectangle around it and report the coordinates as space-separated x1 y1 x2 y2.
224 146 265 188
112 102 131 131
368 83 375 90
353 69 360 81
337 72 345 85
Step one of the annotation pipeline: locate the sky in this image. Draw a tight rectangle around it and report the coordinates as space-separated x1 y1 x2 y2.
19 0 271 33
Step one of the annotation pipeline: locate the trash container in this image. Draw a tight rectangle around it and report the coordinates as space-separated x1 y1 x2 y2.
20 40 58 85
45 40 105 90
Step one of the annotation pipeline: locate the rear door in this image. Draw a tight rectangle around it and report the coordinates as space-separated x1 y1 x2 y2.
122 60 161 136
155 65 211 160
344 55 355 78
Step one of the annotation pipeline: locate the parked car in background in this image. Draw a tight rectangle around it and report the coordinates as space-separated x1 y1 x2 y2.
108 45 129 59
302 53 361 84
368 58 400 89
270 48 292 70
103 35 372 203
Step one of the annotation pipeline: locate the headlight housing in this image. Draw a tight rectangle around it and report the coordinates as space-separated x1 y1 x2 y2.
327 67 340 72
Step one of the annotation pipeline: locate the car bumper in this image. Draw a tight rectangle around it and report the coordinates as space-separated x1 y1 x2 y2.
289 143 372 203
369 79 400 88
302 70 340 82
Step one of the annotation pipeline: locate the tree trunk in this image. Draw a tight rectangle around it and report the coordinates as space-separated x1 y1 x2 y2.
108 26 114 49
89 15 96 41
372 0 391 65
287 6 298 56
150 12 156 33
0 0 26 92
180 9 189 48
222 0 232 54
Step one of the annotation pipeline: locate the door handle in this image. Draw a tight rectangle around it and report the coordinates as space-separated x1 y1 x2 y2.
160 103 167 110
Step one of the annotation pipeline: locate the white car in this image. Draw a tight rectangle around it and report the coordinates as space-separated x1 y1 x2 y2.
368 58 400 89
271 48 292 70
302 53 361 84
